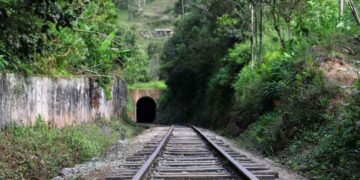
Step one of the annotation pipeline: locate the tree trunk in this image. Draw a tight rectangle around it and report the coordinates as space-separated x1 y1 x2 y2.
259 0 263 62
128 0 133 20
182 0 185 19
348 0 360 26
137 0 140 9
255 2 258 63
271 0 285 49
339 0 344 18
251 3 255 68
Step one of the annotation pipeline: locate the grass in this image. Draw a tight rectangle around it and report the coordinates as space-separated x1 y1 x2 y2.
0 117 143 179
128 80 167 90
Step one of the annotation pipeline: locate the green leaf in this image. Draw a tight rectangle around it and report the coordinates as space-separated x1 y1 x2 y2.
336 22 345 29
99 32 115 53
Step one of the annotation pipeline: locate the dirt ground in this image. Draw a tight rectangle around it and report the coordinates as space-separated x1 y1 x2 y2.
52 126 169 180
53 125 306 180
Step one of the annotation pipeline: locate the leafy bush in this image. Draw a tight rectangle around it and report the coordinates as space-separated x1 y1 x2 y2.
234 56 336 151
198 42 253 128
278 83 360 179
123 50 151 84
203 64 239 128
229 48 293 131
279 70 332 136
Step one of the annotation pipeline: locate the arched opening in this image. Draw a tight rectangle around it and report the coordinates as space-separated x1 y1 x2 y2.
136 96 156 123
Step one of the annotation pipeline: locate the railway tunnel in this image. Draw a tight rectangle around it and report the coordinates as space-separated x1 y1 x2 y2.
136 96 156 123
129 89 162 123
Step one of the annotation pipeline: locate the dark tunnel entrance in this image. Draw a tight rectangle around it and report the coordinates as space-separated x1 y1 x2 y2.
136 96 156 123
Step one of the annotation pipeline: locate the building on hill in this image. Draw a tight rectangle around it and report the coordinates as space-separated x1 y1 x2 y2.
154 29 175 37
139 29 175 38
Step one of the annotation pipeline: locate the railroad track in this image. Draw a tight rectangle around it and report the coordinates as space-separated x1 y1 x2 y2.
106 126 278 180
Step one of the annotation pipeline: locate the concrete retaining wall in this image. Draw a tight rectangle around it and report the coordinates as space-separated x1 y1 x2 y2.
0 74 127 128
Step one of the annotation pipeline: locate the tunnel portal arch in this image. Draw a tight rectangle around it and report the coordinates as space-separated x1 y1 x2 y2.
128 89 163 122
136 96 156 123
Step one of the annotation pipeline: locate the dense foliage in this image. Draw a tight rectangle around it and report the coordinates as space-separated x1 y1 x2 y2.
158 0 360 179
0 0 153 87
158 0 244 124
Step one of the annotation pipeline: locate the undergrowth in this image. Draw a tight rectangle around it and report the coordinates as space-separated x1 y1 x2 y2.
232 77 360 179
0 117 143 179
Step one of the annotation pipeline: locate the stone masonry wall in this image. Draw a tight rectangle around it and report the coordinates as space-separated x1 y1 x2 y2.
0 74 127 128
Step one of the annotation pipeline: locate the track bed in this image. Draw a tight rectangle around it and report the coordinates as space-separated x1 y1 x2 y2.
106 126 278 180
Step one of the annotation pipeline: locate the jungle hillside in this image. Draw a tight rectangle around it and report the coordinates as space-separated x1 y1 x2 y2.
157 0 360 179
0 0 359 179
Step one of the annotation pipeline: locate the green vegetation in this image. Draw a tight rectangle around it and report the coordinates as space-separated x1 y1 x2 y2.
114 0 177 89
0 0 135 76
0 1 173 178
0 0 169 93
129 80 167 90
0 117 143 179
235 79 360 179
1 0 360 179
0 0 148 99
158 0 360 179
114 0 177 84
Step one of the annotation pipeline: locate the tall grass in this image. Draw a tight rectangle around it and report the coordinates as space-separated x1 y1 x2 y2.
0 117 143 179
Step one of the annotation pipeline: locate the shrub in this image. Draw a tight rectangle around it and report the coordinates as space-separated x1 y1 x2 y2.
245 112 283 154
123 50 151 84
280 82 360 179
230 48 293 131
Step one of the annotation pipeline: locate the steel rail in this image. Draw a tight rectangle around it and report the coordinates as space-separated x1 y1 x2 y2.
132 125 174 180
191 126 260 180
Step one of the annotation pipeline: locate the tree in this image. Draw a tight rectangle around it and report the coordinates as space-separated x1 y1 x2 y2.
158 0 240 124
340 0 345 18
267 0 302 49
250 3 255 68
348 0 360 26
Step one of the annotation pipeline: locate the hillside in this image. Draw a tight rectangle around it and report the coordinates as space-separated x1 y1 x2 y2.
117 0 178 81
157 1 360 179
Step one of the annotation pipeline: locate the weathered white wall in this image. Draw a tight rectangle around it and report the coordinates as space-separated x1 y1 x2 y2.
0 74 127 128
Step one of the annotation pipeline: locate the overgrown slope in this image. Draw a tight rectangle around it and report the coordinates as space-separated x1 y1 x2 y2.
158 0 360 179
0 118 142 179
